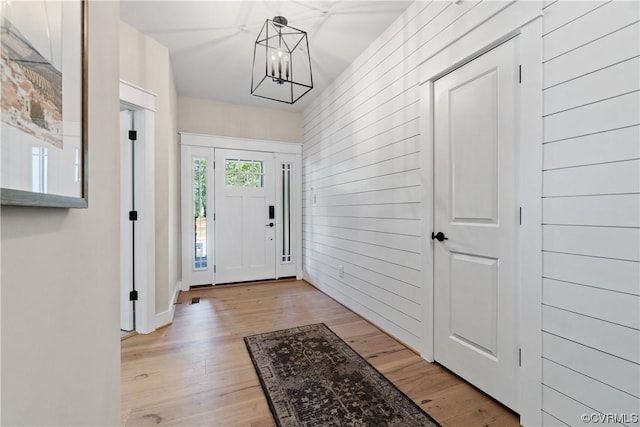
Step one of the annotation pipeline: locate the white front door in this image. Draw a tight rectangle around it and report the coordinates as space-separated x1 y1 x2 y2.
214 149 276 284
433 38 519 410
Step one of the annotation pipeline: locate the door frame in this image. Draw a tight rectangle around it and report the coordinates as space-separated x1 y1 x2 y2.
180 133 303 290
119 80 156 334
418 4 542 425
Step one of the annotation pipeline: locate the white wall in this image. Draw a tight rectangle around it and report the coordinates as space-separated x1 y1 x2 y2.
178 96 302 143
0 1 121 424
302 0 639 423
540 2 640 425
301 0 530 352
120 21 180 319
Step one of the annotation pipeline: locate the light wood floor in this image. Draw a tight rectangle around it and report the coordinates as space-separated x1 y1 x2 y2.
122 280 519 426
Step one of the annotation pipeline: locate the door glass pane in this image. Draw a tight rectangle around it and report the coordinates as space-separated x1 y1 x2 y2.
193 158 207 269
282 163 291 263
225 159 264 187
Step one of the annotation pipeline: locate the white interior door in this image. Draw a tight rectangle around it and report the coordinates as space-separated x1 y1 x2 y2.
214 149 276 284
433 38 519 410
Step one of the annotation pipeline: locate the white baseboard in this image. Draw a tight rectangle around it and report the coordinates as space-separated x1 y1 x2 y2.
154 283 181 329
180 281 189 292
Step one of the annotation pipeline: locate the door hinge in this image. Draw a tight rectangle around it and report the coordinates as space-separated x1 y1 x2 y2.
518 348 522 367
214 265 216 273
129 210 138 221
129 290 138 301
518 65 522 84
213 161 215 169
519 207 522 225
213 213 216 221
129 130 137 141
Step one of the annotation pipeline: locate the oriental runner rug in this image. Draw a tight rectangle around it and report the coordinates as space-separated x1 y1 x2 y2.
244 323 440 427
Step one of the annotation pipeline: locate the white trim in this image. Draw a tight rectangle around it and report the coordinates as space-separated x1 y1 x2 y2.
180 132 302 155
516 18 543 427
419 81 435 362
295 152 303 281
120 80 156 112
418 3 543 424
119 81 157 335
155 282 181 329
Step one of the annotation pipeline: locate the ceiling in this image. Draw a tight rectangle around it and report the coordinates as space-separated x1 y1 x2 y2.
120 1 414 112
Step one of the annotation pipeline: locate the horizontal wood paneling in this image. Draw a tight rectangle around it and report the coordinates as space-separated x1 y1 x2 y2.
542 359 640 418
543 1 639 61
308 186 421 208
543 279 640 329
543 57 640 115
543 225 640 261
303 216 420 236
543 333 640 397
303 239 422 287
303 265 421 349
543 252 640 296
304 152 421 190
543 125 640 170
542 2 639 422
542 305 639 364
541 410 570 427
543 194 640 227
543 1 609 35
303 248 422 301
543 91 640 142
542 386 623 427
304 223 421 253
543 160 640 197
304 232 422 270
543 22 639 89
303 255 421 320
304 123 421 178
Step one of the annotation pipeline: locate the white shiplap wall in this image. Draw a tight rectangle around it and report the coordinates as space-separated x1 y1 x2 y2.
541 1 640 426
301 0 526 351
302 0 639 423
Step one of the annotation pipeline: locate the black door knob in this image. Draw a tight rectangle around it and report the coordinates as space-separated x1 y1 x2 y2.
266 222 274 227
431 232 448 242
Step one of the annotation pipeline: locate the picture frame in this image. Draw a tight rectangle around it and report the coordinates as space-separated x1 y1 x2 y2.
1 0 88 208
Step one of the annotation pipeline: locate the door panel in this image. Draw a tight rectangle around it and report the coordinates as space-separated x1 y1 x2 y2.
450 253 498 357
434 38 519 411
450 70 499 223
215 149 276 283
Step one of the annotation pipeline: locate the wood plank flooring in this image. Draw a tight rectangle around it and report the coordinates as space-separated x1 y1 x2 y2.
121 280 519 426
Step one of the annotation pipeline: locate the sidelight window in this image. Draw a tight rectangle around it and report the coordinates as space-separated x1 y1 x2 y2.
281 163 292 263
193 158 207 269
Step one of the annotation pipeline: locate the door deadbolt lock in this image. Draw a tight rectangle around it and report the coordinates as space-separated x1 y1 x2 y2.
266 222 274 227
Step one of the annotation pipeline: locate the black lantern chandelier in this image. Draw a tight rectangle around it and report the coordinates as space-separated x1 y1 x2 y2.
251 16 313 104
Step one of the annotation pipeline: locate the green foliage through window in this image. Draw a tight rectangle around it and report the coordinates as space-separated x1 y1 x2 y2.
225 159 264 187
193 159 207 217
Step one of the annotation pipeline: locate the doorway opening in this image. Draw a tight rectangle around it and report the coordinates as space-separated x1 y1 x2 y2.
119 81 157 334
